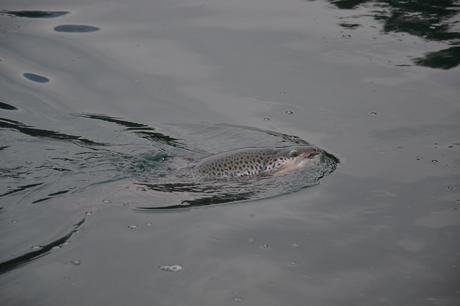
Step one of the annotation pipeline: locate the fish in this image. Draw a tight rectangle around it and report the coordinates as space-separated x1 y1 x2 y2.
192 146 322 179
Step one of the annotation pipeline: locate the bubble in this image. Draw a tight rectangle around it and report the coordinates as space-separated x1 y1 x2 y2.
232 296 244 303
128 225 138 230
263 117 271 121
85 211 93 216
454 200 460 210
102 199 111 204
260 243 269 249
71 260 81 266
51 246 61 251
369 111 377 115
31 245 42 250
431 159 439 163
159 264 182 272
285 110 294 115
209 236 220 242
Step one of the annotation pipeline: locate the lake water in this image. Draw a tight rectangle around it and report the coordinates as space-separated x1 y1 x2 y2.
1 0 459 305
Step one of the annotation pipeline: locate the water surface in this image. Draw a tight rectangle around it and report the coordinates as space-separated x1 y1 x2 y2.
0 0 459 305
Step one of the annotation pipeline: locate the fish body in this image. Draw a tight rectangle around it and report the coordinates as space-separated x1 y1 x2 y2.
192 146 321 179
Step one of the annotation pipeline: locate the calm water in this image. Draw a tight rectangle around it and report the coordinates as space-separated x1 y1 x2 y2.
1 0 459 305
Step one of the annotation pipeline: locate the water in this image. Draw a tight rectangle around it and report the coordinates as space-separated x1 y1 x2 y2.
1 0 460 305
2 112 337 211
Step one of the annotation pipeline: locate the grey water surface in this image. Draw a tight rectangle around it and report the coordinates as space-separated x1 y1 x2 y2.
1 0 459 305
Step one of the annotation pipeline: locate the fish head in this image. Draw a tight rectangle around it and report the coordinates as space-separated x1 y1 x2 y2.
271 146 322 176
288 145 321 161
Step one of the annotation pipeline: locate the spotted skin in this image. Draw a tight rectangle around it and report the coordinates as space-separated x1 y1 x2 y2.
192 146 321 179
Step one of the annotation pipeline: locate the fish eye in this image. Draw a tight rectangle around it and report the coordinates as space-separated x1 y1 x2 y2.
289 150 299 157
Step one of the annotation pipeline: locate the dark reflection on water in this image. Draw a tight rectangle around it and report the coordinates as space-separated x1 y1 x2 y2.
0 219 85 275
0 101 17 110
0 117 103 146
327 0 460 69
0 183 43 198
32 189 72 204
1 10 69 19
136 192 256 211
23 72 49 83
338 22 360 29
80 114 185 148
329 0 367 9
54 25 100 33
415 45 460 69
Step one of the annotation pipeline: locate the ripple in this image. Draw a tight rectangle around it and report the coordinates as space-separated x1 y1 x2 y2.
80 113 184 148
114 122 340 210
0 219 85 274
0 117 104 146
1 113 338 212
54 25 100 33
0 101 17 110
135 147 338 210
23 73 49 83
31 189 72 204
0 183 43 198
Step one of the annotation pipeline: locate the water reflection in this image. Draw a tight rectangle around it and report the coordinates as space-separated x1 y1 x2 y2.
23 72 49 83
414 45 460 69
0 183 43 198
328 0 460 69
0 101 17 110
1 10 69 19
0 218 85 274
80 114 185 148
54 25 100 33
136 191 256 211
0 117 103 146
